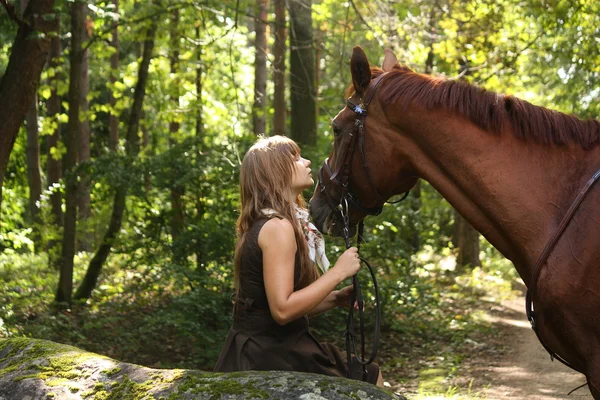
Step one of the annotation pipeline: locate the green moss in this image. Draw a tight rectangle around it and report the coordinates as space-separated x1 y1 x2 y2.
102 367 122 377
0 365 18 377
167 373 270 400
93 391 110 400
0 338 112 388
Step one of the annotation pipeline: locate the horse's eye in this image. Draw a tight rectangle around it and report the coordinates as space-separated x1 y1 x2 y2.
332 125 342 137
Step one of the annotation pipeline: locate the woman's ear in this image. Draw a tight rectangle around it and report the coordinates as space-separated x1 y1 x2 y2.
382 48 398 72
350 46 371 98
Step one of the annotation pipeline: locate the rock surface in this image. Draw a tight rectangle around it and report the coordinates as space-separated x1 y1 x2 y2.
0 338 403 399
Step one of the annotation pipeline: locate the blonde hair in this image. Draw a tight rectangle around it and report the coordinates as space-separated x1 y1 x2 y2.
234 136 319 295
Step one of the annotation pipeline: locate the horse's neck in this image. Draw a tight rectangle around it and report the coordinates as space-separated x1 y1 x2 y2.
394 107 599 283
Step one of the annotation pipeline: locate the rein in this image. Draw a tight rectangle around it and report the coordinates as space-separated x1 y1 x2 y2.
317 72 408 381
526 166 600 371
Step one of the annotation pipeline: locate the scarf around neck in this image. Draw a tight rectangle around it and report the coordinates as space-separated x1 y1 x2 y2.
262 205 331 273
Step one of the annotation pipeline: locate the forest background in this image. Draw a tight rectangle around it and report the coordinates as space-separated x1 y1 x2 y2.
1 0 598 397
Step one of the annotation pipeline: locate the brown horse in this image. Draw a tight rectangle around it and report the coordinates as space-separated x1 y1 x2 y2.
309 46 600 398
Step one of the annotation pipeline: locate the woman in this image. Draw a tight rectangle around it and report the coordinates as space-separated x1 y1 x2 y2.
214 135 382 386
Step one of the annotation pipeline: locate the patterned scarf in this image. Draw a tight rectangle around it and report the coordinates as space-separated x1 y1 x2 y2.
262 205 331 273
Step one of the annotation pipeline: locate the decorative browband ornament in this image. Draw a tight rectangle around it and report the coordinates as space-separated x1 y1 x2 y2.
349 102 367 115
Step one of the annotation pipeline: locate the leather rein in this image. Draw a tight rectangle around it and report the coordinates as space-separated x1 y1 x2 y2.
317 73 408 381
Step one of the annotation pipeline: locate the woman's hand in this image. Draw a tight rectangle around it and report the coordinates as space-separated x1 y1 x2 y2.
335 284 359 309
331 247 361 280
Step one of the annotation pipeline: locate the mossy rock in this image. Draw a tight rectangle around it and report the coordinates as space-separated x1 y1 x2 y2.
0 338 404 399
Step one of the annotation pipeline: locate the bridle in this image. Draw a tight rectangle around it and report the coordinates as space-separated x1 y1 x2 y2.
318 73 408 221
317 72 408 381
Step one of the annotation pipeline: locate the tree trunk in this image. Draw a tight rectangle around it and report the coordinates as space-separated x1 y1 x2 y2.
289 0 316 146
195 25 203 139
195 24 204 271
74 21 157 301
46 19 63 265
56 1 83 305
142 112 151 192
272 0 286 136
252 0 269 136
0 0 58 215
169 9 184 246
108 0 119 152
314 25 321 121
56 0 85 306
25 94 43 251
453 209 481 272
22 0 41 252
78 4 91 251
408 180 421 252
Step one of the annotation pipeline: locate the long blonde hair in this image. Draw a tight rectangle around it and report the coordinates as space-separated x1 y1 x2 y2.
234 136 319 295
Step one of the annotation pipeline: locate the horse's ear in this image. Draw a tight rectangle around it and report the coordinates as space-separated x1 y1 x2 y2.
350 46 371 98
382 48 398 72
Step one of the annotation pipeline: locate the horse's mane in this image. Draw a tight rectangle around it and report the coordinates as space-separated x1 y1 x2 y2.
373 65 600 149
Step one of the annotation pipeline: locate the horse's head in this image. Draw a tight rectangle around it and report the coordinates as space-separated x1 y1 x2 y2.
309 46 419 238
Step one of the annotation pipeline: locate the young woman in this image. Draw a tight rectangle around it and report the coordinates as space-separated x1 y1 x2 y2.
213 135 383 386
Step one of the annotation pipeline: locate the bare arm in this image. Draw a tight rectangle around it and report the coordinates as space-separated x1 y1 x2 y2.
260 218 360 325
306 292 337 318
307 285 357 318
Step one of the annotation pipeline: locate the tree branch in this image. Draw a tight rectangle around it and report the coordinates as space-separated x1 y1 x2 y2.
0 0 29 28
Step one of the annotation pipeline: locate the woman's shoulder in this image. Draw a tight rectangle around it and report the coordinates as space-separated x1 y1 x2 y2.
257 217 296 250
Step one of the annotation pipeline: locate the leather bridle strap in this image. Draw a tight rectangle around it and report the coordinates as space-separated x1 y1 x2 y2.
526 166 600 371
345 220 381 381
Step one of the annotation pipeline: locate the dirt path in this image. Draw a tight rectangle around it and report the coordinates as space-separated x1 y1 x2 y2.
466 296 592 399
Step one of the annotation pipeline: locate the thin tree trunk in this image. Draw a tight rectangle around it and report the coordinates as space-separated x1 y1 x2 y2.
46 19 63 264
56 0 85 306
108 0 119 152
20 0 42 249
74 21 157 301
25 94 43 251
142 113 150 192
252 0 269 136
454 209 481 272
78 4 91 251
195 23 204 272
289 0 316 146
314 25 321 121
195 25 203 139
408 180 421 252
272 0 286 136
0 0 58 215
169 9 184 246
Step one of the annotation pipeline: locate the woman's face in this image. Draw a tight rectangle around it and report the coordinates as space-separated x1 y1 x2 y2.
291 155 314 194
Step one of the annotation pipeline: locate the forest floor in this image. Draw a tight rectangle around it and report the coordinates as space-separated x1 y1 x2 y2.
387 284 592 400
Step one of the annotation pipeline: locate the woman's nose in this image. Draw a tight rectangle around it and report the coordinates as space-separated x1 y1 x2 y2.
305 158 311 167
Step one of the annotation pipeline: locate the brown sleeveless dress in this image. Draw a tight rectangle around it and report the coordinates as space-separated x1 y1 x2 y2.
213 217 380 384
